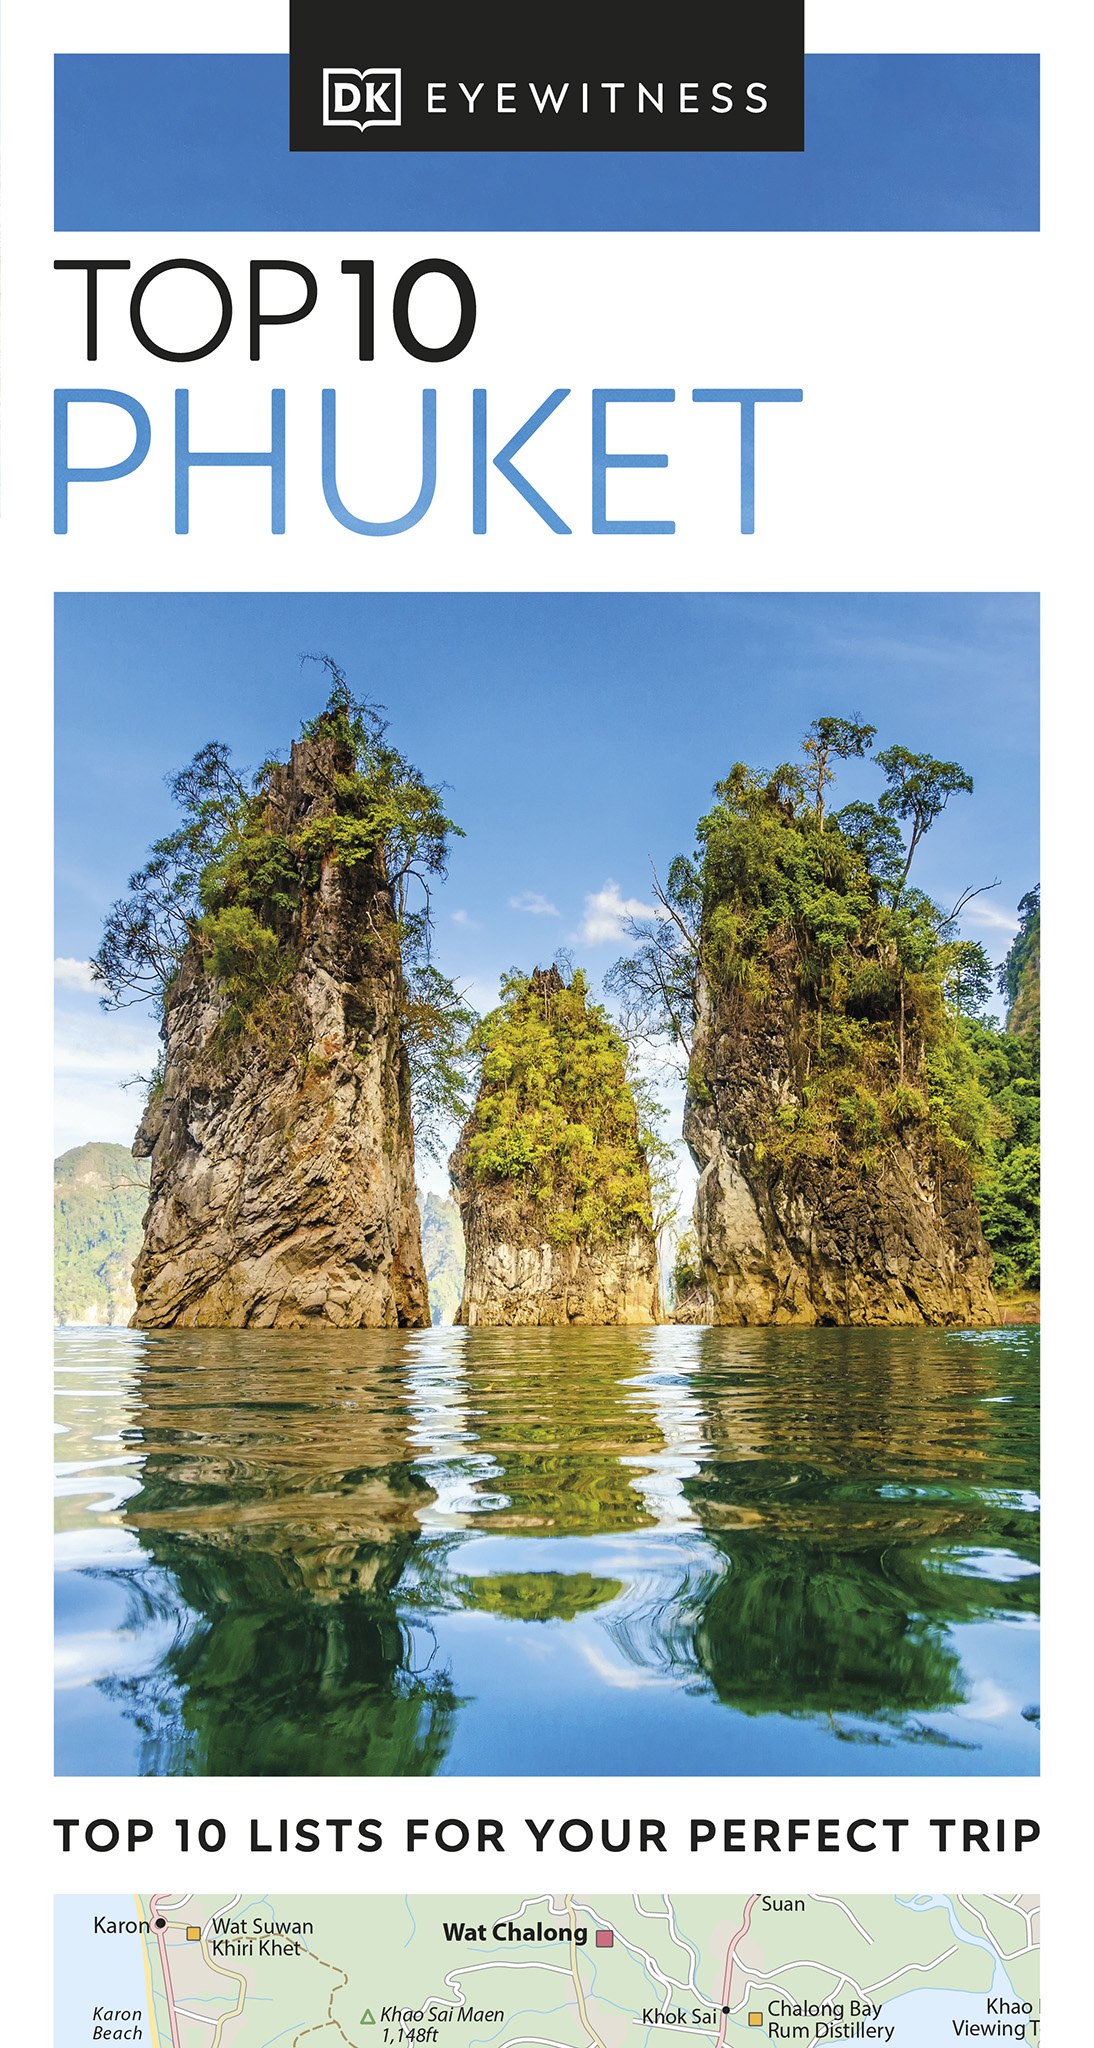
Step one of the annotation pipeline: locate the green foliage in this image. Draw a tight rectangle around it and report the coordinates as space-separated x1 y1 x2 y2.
672 1223 703 1298
54 1143 151 1325
923 1029 997 1158
463 967 654 1244
199 827 299 923
609 713 999 1195
197 903 295 1054
939 937 994 1018
801 714 876 823
873 744 974 901
203 903 287 986
963 1012 1040 1289
92 656 473 1151
998 885 1040 1033
456 1571 624 1623
402 962 477 1161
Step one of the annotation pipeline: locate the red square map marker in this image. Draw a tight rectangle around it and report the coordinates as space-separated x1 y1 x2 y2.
596 1931 613 1948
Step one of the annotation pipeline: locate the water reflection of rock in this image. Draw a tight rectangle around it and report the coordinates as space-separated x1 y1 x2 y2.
89 1324 1036 1768
114 1331 460 1775
456 1572 625 1622
678 1327 1038 1730
438 1328 674 1535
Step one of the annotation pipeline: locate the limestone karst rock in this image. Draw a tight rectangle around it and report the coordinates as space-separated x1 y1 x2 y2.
449 965 660 1326
130 725 429 1329
684 958 998 1327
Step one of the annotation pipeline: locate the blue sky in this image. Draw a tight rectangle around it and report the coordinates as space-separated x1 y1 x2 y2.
55 55 1038 232
55 592 1039 1181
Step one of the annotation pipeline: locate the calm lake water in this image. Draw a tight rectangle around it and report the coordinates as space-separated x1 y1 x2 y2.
55 1323 1039 1776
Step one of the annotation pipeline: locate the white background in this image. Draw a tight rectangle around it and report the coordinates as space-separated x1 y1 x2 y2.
46 232 1041 592
2 0 1089 2037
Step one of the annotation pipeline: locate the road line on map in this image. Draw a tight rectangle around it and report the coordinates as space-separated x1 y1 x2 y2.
199 1944 248 2048
808 1898 874 1944
730 1958 858 2006
985 1898 1038 1944
658 1896 701 1990
148 1896 185 2048
864 1946 958 1993
956 1899 1005 1953
956 1897 1037 1960
202 1895 240 1939
564 1896 606 2048
715 1896 759 2048
580 1902 681 2002
445 1962 571 1988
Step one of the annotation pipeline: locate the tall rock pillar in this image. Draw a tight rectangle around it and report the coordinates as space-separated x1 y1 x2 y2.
130 732 429 1329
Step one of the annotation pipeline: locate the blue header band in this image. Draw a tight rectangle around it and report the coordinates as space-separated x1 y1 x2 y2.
56 53 1038 232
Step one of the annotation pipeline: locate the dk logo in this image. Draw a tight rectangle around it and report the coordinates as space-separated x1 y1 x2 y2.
322 66 402 131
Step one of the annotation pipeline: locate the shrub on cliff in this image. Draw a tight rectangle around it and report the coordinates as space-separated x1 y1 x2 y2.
461 964 656 1246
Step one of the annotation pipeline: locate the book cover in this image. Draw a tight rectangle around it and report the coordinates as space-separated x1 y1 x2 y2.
0 0 1079 2037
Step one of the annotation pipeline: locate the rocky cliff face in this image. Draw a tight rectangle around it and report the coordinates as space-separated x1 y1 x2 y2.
684 967 998 1327
450 966 660 1327
131 734 429 1329
450 1165 660 1326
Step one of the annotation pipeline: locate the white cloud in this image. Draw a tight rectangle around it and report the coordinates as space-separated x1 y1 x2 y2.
509 891 559 917
960 901 1020 934
579 880 659 946
54 1011 160 1156
54 957 96 992
451 909 479 929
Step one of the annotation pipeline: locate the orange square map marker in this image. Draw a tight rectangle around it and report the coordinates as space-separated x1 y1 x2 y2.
748 2018 762 2029
186 1927 201 1941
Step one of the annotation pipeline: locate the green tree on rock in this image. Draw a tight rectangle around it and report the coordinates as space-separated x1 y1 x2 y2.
610 713 994 1188
92 658 476 1158
460 964 656 1246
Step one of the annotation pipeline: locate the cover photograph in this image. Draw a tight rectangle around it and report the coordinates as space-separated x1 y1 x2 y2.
33 8 1049 1789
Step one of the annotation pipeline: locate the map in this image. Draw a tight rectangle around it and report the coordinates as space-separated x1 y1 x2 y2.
57 1894 1039 2048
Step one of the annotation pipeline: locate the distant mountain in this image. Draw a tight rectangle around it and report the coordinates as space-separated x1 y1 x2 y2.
419 1190 465 1325
55 1142 149 1327
55 1147 464 1330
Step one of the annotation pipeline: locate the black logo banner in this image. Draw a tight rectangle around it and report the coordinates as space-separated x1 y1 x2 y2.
290 3 804 153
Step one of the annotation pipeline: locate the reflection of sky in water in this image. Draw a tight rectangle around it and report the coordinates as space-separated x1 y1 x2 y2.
54 1325 1040 1776
404 1326 712 1532
620 1333 710 1529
